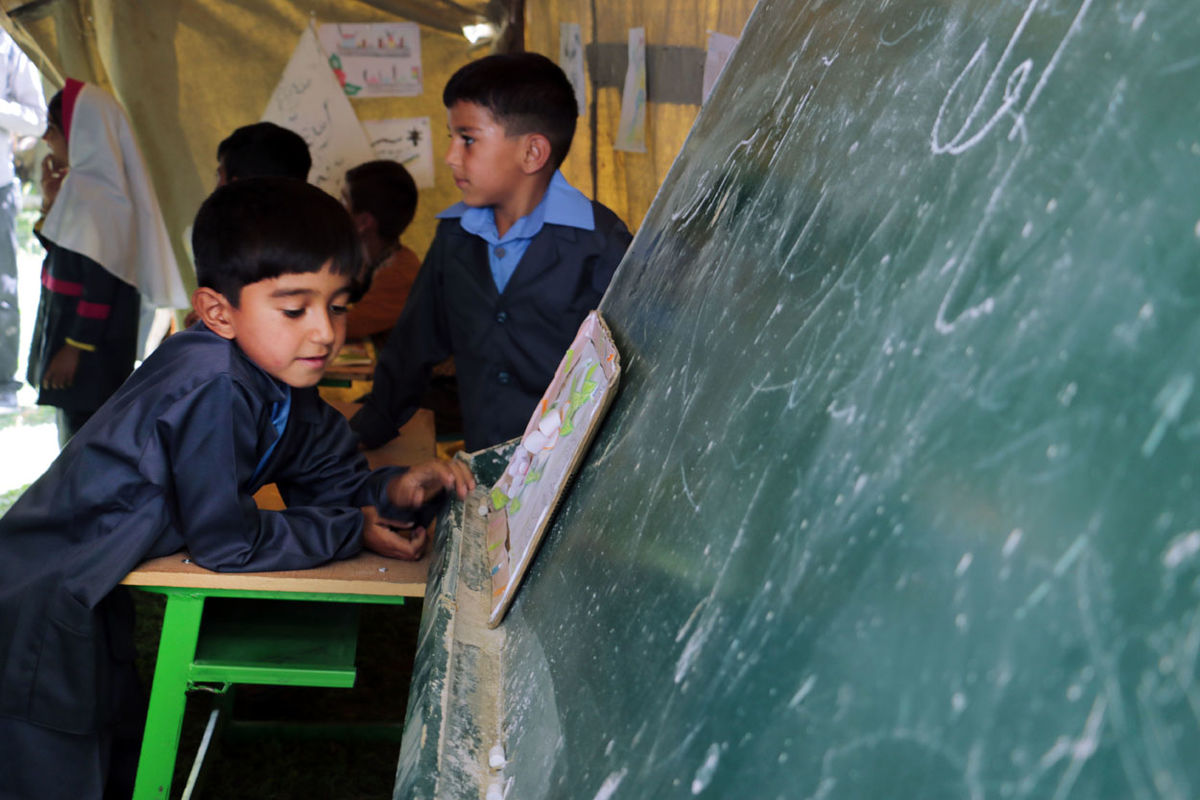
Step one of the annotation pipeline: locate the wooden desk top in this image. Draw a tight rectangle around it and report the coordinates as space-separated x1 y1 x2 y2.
121 407 436 598
121 550 427 597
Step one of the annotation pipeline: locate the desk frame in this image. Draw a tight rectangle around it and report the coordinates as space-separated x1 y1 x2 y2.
123 409 435 799
129 583 409 800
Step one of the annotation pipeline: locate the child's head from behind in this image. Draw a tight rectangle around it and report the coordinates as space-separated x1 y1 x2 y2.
192 177 360 387
343 159 418 244
216 122 311 186
442 53 577 204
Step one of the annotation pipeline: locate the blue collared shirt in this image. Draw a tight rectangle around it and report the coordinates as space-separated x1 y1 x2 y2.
437 171 595 293
251 384 291 484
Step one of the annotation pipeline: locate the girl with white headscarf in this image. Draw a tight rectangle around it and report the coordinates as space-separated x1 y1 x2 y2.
28 78 187 445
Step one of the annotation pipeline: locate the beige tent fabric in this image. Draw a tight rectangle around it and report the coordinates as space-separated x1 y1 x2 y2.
526 0 758 232
0 0 492 290
0 0 759 282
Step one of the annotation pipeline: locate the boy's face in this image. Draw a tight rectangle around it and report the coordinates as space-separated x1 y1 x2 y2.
444 100 526 209
218 263 351 388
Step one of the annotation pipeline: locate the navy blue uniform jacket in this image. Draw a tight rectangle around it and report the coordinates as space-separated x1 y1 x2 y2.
351 203 632 451
0 326 406 735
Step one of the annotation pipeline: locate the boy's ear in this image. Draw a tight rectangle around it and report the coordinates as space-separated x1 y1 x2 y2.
520 133 553 175
352 210 377 237
191 287 238 341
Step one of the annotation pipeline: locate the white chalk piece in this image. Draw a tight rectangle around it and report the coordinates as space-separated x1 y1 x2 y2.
478 503 490 517
486 783 504 800
488 744 507 768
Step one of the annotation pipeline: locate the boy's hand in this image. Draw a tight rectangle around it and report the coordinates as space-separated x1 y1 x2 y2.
386 459 476 510
42 344 81 389
361 505 429 560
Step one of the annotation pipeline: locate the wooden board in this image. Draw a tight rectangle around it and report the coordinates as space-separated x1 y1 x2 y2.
484 311 620 627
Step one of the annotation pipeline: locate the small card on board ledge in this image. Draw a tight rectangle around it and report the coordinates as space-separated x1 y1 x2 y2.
484 310 621 627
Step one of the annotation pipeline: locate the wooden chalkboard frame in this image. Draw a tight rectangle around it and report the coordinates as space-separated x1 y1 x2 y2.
484 311 621 627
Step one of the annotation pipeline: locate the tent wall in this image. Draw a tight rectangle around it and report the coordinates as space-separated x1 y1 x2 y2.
0 0 759 299
526 0 758 231
0 0 490 294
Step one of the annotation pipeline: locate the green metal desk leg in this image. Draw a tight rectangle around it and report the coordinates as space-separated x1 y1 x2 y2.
133 590 206 800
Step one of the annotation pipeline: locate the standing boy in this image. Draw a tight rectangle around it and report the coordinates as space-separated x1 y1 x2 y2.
0 177 474 798
351 52 632 452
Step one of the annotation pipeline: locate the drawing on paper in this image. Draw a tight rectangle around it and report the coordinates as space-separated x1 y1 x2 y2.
486 311 621 627
318 22 422 98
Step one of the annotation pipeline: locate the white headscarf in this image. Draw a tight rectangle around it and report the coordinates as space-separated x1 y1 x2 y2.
41 80 189 309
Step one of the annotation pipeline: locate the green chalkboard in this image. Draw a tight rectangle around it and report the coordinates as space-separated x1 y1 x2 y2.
473 0 1200 797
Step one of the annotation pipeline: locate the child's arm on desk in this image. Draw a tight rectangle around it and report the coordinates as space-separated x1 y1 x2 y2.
363 459 476 560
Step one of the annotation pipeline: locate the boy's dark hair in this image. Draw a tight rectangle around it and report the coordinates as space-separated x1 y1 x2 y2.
344 160 418 242
47 89 63 131
443 52 578 170
192 177 361 306
217 122 312 181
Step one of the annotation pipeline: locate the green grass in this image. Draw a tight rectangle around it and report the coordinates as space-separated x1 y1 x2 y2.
133 592 422 799
0 403 53 433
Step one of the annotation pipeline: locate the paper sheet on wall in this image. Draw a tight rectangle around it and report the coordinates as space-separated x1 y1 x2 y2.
262 25 375 198
318 22 422 98
614 27 647 153
363 117 435 189
559 22 587 117
702 31 739 103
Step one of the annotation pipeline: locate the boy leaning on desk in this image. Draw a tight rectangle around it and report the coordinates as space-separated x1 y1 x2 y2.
0 177 475 799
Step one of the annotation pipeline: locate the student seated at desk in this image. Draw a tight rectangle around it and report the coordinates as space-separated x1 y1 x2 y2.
0 177 474 799
351 53 633 452
342 159 421 352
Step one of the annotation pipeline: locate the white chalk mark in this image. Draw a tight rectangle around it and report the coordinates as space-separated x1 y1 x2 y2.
878 7 939 48
827 401 858 423
788 675 817 709
1002 528 1024 558
1160 54 1200 76
1142 373 1194 457
1016 534 1088 618
691 744 722 794
680 464 702 514
592 769 628 800
1049 696 1107 800
955 552 974 576
931 0 1093 155
1162 531 1200 569
930 0 1093 334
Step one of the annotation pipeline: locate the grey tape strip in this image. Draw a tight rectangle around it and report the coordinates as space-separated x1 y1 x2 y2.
585 42 706 106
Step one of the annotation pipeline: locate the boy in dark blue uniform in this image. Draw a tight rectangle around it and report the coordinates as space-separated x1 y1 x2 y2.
351 53 633 452
0 177 474 798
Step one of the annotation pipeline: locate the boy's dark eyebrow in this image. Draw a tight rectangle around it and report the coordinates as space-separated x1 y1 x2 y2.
269 286 354 300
